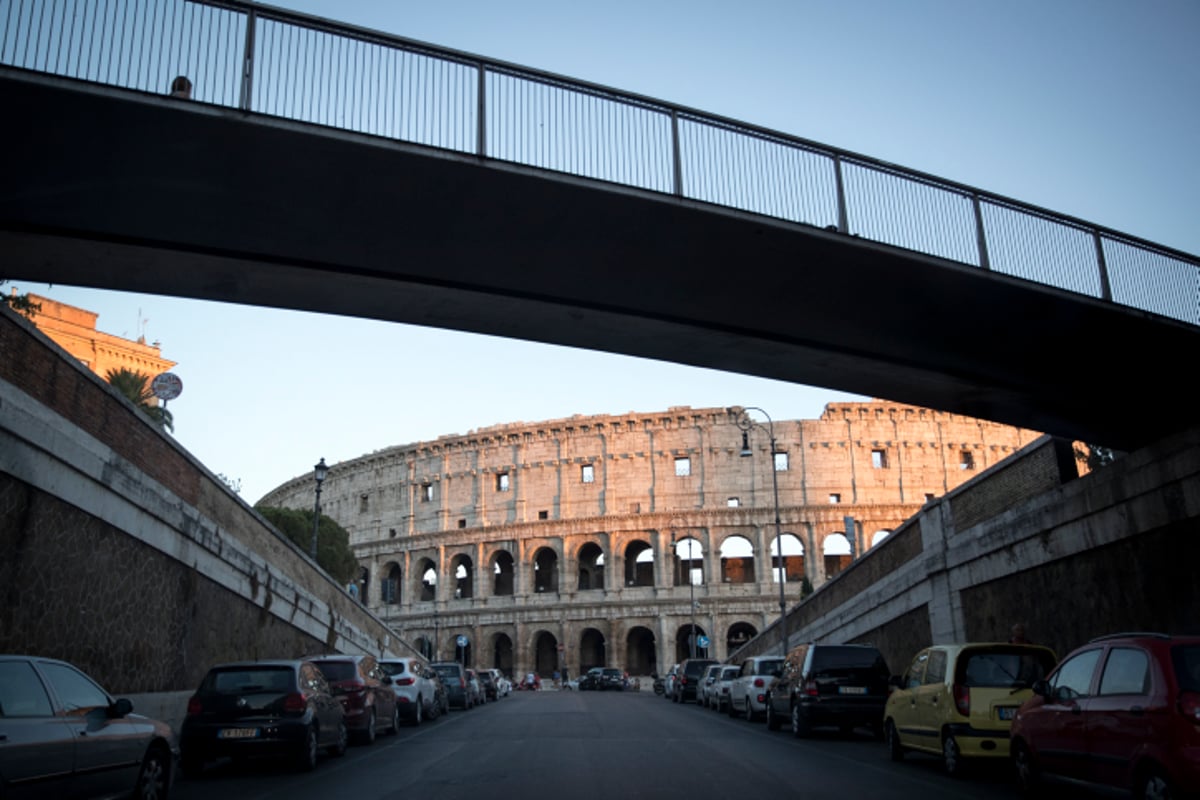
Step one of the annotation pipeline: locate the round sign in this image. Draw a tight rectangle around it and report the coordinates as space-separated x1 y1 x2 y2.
456 635 468 647
697 635 710 648
151 372 183 401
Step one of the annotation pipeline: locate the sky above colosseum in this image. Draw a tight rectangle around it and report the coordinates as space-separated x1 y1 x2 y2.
15 0 1198 504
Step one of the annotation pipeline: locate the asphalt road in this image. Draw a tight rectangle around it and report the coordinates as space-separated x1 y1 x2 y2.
172 688 1029 800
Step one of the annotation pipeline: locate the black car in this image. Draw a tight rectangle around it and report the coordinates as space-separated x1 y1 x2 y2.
765 643 890 737
431 662 471 709
578 667 604 691
180 659 347 775
600 668 625 691
673 658 719 703
0 654 179 799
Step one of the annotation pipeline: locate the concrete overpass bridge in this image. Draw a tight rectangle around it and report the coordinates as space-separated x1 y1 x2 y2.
2 0 1198 452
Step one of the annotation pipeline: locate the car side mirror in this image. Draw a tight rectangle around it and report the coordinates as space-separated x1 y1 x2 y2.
1031 679 1050 698
108 698 133 718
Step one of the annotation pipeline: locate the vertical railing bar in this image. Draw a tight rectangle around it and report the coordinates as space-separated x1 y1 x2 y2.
833 154 850 233
238 6 254 111
476 61 486 157
1093 230 1113 302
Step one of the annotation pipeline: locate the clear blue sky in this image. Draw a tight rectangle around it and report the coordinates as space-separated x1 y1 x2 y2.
14 0 1198 504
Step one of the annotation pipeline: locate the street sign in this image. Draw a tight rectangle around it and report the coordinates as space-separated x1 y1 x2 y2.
697 635 710 648
456 635 468 647
151 372 183 401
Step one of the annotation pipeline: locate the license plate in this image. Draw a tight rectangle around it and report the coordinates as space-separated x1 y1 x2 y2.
838 686 867 695
997 706 1017 720
218 728 260 739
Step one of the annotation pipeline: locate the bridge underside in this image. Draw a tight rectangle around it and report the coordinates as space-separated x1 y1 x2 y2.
2 70 1194 451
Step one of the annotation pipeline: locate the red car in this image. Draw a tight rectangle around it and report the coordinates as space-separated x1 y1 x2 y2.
1010 632 1200 799
307 655 399 744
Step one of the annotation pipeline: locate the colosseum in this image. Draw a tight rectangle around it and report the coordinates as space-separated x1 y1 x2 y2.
259 400 1040 680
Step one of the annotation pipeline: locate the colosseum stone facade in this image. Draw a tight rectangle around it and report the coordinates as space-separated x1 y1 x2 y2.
258 401 1039 680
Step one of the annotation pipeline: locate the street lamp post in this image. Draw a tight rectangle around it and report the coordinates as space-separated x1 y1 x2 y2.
734 407 788 656
310 457 328 560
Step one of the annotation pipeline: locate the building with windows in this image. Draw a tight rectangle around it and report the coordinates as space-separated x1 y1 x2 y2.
258 402 1039 679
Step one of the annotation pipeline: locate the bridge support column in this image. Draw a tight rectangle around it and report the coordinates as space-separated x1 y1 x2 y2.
921 502 966 643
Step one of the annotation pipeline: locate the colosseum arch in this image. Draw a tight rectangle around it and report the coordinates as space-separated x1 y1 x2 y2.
532 630 559 677
380 561 402 605
871 529 892 548
579 627 606 671
357 565 370 604
533 547 559 594
624 539 654 587
576 542 605 591
489 631 514 676
625 626 656 675
490 550 514 596
770 533 806 582
451 553 474 599
414 636 433 660
823 532 853 578
719 535 755 584
672 536 704 586
726 622 757 653
416 557 437 601
674 623 709 661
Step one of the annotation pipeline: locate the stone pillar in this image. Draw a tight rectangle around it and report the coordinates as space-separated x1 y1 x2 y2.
754 524 770 585
922 502 965 643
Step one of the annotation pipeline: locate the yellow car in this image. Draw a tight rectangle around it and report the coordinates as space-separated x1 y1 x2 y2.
883 643 1057 776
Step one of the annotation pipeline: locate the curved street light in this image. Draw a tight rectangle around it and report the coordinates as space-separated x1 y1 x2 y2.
733 407 788 656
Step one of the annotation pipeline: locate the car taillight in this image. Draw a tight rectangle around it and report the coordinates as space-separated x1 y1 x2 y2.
186 696 203 716
283 692 308 713
396 677 414 686
804 680 819 697
1179 691 1200 723
953 683 970 716
753 678 765 688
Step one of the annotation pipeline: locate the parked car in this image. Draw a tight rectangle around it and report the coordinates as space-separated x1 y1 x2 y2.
712 665 742 712
379 656 439 725
477 669 499 701
663 664 680 700
180 659 344 776
884 642 1057 776
767 643 891 738
464 669 485 706
729 655 786 721
0 654 179 796
488 669 511 697
428 669 451 716
698 664 724 708
431 662 472 709
1011 632 1200 799
307 654 399 744
673 658 719 703
600 668 625 691
579 667 604 691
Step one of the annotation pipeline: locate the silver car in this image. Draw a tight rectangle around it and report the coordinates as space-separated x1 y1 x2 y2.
379 656 441 725
0 654 179 797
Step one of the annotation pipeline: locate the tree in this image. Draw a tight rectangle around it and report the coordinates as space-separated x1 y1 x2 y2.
1074 442 1118 473
105 368 175 432
0 280 41 318
255 505 358 585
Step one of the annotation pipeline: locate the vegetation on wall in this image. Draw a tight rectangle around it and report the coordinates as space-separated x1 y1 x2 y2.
255 505 358 585
104 368 175 432
0 280 41 318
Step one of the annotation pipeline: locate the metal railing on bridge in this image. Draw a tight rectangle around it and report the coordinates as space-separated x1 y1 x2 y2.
3 0 1197 325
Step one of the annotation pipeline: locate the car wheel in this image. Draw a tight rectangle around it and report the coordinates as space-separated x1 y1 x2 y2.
942 733 964 777
791 703 811 738
389 703 401 734
412 697 423 727
766 698 782 731
295 725 319 772
135 745 170 800
1012 741 1043 798
1138 767 1175 800
362 709 377 744
327 720 348 757
886 720 905 761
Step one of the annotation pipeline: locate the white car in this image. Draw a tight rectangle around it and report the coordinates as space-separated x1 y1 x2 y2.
712 665 741 712
379 656 440 725
488 669 511 697
699 664 724 708
662 664 680 700
729 656 786 721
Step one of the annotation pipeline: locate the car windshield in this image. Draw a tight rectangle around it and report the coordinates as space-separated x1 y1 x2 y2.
721 668 739 679
433 665 460 678
960 648 1056 687
313 661 358 682
204 667 293 694
379 662 407 677
1171 645 1200 691
755 659 784 675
